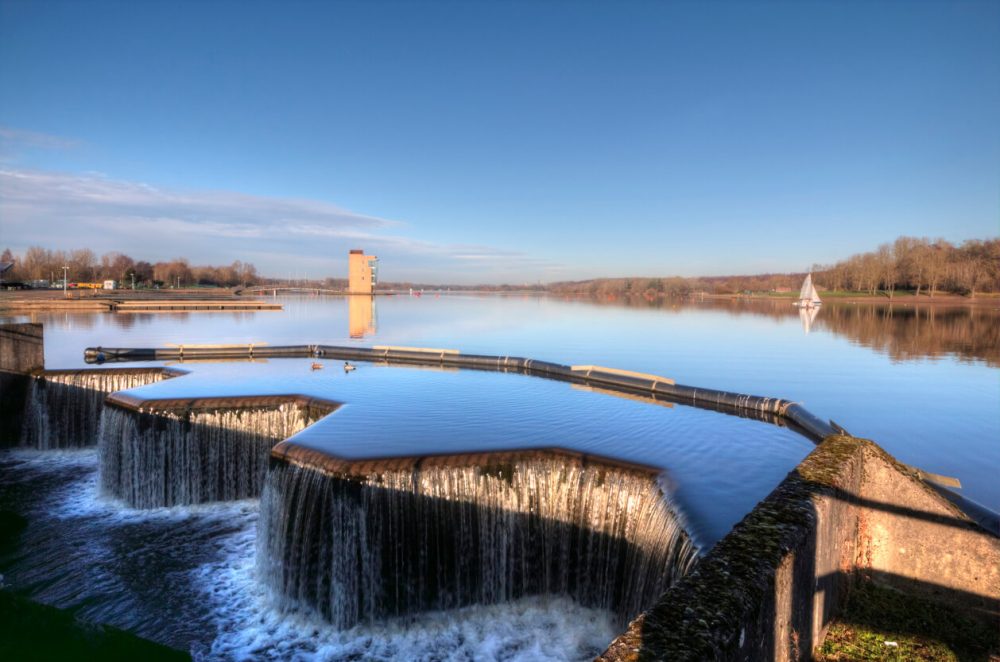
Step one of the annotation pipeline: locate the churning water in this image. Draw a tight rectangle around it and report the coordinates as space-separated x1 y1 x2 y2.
0 449 621 660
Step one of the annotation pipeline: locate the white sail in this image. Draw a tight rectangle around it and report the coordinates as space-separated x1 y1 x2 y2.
798 273 813 301
797 273 822 308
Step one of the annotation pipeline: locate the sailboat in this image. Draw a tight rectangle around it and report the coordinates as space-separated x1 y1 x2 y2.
795 273 822 309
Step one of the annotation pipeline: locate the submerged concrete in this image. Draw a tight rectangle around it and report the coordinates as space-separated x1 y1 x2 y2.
598 435 1000 661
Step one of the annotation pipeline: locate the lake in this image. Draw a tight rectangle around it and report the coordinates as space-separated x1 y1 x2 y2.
2 294 997 660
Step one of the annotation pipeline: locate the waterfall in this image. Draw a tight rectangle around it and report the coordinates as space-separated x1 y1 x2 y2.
99 404 316 508
20 369 175 450
258 453 699 629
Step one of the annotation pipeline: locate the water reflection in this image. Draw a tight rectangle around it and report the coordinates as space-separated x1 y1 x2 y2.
570 295 1000 367
799 306 819 335
818 304 1000 367
348 295 377 338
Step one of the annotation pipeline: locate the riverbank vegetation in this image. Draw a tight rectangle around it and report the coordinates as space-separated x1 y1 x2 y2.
3 236 996 296
547 237 999 300
0 247 258 289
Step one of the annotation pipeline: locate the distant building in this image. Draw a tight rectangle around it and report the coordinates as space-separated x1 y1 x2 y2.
348 249 378 295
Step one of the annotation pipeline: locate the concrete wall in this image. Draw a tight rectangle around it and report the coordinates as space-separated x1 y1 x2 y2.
599 435 1000 661
858 449 1000 612
0 323 44 446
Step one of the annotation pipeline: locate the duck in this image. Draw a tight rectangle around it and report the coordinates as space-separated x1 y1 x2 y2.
311 362 323 370
343 361 356 372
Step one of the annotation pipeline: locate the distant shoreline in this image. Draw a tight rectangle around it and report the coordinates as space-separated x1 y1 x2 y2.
3 287 998 312
704 292 1000 308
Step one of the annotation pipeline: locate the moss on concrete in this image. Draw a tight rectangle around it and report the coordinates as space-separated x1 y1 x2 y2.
600 435 869 661
0 590 189 661
600 433 998 661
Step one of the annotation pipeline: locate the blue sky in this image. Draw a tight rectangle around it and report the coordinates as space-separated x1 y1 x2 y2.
1 0 997 283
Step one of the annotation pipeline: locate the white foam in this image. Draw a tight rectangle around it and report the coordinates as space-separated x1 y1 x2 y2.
193 518 617 661
3 448 259 525
3 448 622 660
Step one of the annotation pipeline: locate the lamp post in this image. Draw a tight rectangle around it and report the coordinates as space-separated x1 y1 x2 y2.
62 266 68 295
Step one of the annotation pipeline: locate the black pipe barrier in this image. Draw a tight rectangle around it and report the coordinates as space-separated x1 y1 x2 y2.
85 343 836 441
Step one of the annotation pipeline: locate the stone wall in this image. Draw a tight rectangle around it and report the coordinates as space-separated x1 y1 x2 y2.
0 323 44 446
599 435 1000 661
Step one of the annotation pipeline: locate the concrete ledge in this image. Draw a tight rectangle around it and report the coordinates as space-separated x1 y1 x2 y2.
105 392 339 417
598 435 1000 661
271 441 664 479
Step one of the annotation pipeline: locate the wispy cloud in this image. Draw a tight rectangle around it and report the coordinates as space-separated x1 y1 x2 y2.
0 126 81 154
0 168 393 232
0 167 560 282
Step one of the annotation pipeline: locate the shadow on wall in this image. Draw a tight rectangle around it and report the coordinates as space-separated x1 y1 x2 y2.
0 323 44 447
600 435 1000 661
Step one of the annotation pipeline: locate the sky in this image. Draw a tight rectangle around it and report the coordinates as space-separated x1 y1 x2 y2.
1 0 998 284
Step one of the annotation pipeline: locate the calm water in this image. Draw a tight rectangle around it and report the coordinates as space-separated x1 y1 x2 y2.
12 294 1000 509
2 294 997 660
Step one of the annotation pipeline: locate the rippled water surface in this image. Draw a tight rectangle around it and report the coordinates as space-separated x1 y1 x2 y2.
2 294 997 659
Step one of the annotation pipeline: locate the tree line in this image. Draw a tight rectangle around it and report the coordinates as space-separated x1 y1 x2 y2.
3 235 994 295
812 237 998 298
547 237 999 299
1 246 259 289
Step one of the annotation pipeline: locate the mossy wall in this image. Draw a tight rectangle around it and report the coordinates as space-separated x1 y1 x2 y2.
599 435 1000 662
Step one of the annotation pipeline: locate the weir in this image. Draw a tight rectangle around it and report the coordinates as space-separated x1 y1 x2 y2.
99 394 339 508
259 444 698 628
20 368 183 449
84 343 840 440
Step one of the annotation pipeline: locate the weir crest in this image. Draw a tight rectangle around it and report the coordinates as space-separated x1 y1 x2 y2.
98 396 337 508
258 446 698 629
20 368 182 449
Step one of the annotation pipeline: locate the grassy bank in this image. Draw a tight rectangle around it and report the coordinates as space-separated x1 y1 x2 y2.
818 579 999 661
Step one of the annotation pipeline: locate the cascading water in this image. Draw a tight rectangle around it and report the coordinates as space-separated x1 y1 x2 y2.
99 404 315 508
258 452 699 629
20 369 176 450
